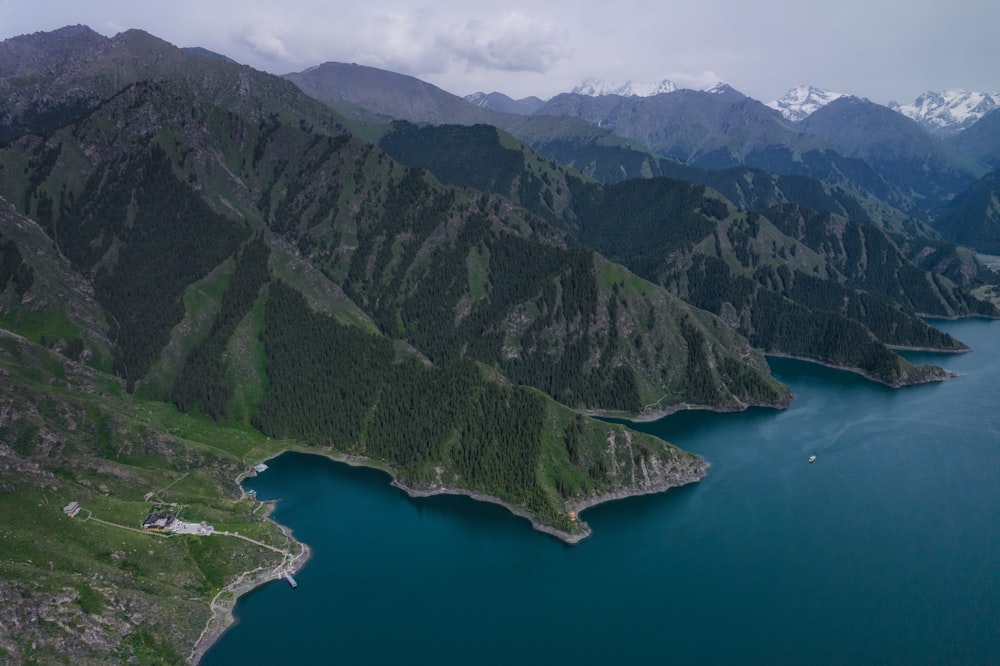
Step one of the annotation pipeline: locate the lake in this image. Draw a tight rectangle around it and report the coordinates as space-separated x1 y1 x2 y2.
203 318 1000 665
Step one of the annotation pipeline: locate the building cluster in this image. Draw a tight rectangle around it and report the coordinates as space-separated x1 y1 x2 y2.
141 513 176 532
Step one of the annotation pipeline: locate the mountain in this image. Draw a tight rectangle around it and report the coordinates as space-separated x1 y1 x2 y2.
890 89 1000 136
1 27 771 661
767 85 847 122
3 26 998 662
801 96 983 216
181 46 238 64
0 24 106 78
0 25 349 146
280 61 683 183
278 60 986 227
285 59 1000 306
949 109 1000 170
534 86 854 176
652 161 985 286
283 61 501 126
705 83 739 95
374 121 995 382
563 179 986 382
533 87 807 168
528 88 915 211
464 91 545 115
571 77 678 97
934 169 1000 253
0 54 747 463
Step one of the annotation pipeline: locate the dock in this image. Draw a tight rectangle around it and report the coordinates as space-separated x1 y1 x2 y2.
285 574 298 589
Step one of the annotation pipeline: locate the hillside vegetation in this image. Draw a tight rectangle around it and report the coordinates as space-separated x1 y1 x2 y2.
1 25 995 664
375 122 996 385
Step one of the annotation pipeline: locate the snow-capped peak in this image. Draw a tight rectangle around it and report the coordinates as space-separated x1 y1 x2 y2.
704 82 738 95
572 77 677 97
888 89 1000 135
767 85 846 122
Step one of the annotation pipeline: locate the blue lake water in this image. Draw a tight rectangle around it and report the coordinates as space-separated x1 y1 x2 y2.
203 318 1000 665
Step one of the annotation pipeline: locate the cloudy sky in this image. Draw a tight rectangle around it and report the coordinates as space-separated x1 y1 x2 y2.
1 0 997 104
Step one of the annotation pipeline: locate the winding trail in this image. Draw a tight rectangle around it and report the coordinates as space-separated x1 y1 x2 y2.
67 499 309 664
185 465 311 664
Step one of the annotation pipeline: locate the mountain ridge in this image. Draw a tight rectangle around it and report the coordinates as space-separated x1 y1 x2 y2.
464 91 545 115
890 89 1000 136
571 77 679 97
767 85 847 122
1 25 998 664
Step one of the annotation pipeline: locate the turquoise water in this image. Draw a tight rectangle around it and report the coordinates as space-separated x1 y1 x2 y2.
203 318 1000 665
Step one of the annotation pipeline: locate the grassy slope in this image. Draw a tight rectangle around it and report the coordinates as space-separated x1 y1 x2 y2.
0 330 300 664
0 203 709 662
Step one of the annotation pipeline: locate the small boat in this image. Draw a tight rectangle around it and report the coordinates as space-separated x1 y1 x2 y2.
808 455 817 463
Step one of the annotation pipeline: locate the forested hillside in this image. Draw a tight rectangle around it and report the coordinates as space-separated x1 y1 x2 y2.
0 37 722 660
4 23 998 663
373 122 995 384
934 169 1000 254
0 46 764 543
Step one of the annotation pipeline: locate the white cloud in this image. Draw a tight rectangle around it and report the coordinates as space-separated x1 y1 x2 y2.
337 10 568 79
438 12 570 73
232 18 292 62
351 10 451 74
669 71 725 92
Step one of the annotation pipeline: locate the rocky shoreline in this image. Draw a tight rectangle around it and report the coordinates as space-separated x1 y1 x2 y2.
182 345 960 662
390 479 596 544
189 441 707 661
586 391 794 424
763 351 960 387
390 455 708 545
187 464 312 664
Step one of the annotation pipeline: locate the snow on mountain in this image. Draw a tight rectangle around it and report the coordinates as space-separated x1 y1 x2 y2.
889 90 1000 135
704 83 741 96
463 91 544 115
465 92 489 105
767 85 846 122
572 77 677 97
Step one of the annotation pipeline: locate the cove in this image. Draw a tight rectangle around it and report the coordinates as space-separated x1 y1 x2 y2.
202 318 1000 665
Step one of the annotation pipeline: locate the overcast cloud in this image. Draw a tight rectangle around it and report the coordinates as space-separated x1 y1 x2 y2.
1 0 997 104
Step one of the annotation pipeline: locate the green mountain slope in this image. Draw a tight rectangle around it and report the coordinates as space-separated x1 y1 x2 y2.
564 178 992 384
280 58 994 240
0 114 708 664
0 26 350 146
934 169 1000 254
375 121 993 295
0 25 993 663
371 121 994 384
949 109 1000 170
0 73 733 480
801 97 983 216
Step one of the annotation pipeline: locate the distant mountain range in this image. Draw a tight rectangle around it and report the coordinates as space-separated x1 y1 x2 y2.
570 77 679 97
766 86 1000 136
279 60 997 228
949 107 1000 169
3 25 998 663
463 79 1000 138
464 91 544 114
890 89 1000 135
